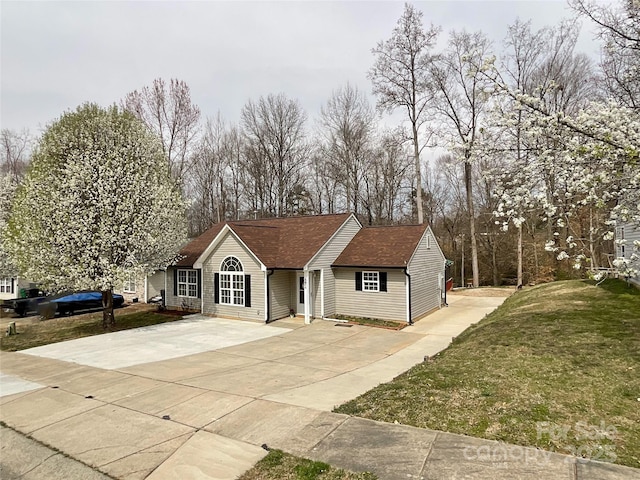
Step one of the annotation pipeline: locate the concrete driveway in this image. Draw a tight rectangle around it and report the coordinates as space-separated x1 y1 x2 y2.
6 290 626 480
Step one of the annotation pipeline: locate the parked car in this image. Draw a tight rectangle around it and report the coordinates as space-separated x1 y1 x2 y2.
1 289 47 317
37 291 125 317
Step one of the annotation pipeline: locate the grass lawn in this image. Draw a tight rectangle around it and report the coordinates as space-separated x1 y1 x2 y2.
0 306 184 351
335 279 640 468
238 450 376 480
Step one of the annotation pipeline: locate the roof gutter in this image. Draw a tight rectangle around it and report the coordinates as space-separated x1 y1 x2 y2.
404 268 413 325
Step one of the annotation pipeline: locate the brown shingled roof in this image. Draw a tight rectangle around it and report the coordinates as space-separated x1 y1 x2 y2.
174 222 225 267
175 213 352 269
332 224 429 268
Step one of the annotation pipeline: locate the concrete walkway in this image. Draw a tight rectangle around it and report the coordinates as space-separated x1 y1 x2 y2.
1 292 638 479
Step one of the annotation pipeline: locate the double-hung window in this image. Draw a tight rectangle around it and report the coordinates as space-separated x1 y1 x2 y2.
362 271 380 292
0 278 13 294
355 271 387 292
178 269 198 298
123 273 136 293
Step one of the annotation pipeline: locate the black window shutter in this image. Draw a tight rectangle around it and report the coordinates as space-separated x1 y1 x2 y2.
11 278 15 295
244 274 251 307
355 271 362 291
214 273 219 304
379 272 387 292
197 270 202 298
173 269 178 296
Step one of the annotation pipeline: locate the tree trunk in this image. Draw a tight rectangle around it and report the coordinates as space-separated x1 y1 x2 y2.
102 290 115 329
413 124 424 224
464 159 479 287
517 224 523 288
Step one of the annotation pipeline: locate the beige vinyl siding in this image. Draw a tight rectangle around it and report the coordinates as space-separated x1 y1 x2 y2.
146 271 165 301
334 268 406 321
270 270 293 320
201 230 265 321
307 215 361 317
409 227 445 320
165 267 201 311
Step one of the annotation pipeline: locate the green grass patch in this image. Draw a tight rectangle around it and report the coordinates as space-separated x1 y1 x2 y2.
238 450 377 480
0 308 184 351
334 314 405 329
334 279 640 468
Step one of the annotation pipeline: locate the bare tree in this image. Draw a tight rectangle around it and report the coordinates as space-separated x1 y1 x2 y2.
319 83 376 216
241 93 308 217
362 128 413 225
430 30 493 287
570 0 640 109
369 3 440 224
308 144 341 215
122 78 201 184
189 114 228 234
1 129 32 181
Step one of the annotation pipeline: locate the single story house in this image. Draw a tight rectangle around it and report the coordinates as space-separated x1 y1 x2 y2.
165 213 446 324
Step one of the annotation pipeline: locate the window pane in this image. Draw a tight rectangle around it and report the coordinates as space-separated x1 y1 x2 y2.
188 270 197 284
189 284 197 297
233 291 244 305
178 284 187 296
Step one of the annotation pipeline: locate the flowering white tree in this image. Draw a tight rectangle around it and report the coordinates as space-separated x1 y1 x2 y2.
5 103 187 327
0 174 18 279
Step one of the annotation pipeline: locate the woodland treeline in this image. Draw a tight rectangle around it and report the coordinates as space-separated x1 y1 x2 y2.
2 0 638 287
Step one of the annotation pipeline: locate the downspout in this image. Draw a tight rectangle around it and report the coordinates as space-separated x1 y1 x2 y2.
443 261 448 307
265 269 274 323
404 268 413 325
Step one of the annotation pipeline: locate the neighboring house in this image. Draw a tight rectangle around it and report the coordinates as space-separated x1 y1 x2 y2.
116 270 166 303
615 221 640 287
332 224 445 323
0 277 31 301
166 213 446 324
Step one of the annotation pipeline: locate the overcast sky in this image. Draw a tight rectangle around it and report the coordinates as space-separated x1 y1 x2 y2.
1 1 600 136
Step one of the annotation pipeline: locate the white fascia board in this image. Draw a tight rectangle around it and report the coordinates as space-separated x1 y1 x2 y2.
193 224 266 272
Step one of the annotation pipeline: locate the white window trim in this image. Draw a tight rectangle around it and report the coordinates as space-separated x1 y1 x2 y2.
177 269 198 298
123 273 137 294
219 256 244 306
0 277 12 294
362 271 380 292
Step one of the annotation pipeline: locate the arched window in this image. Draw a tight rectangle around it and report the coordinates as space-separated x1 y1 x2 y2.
221 256 243 272
219 256 244 305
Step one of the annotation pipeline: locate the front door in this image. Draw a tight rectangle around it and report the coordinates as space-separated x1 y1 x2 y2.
296 272 305 315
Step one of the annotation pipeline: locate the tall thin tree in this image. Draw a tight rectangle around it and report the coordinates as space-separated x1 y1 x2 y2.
369 3 440 224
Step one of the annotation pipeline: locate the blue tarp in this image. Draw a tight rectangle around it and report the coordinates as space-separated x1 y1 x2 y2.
52 292 124 303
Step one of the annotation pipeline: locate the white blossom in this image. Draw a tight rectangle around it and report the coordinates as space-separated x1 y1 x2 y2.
5 103 187 293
